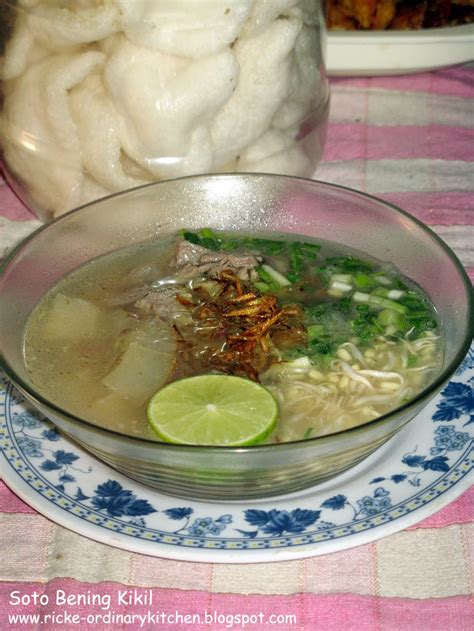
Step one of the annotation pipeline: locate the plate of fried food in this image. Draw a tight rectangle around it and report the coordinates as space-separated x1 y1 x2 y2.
326 0 474 75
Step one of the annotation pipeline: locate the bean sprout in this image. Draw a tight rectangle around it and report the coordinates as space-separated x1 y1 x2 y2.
339 361 373 389
358 369 404 383
339 342 367 365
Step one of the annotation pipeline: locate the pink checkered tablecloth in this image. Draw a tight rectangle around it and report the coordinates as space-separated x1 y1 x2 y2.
1 64 473 630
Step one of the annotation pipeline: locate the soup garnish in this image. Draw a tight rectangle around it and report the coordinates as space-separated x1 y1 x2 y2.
23 229 442 444
147 374 278 446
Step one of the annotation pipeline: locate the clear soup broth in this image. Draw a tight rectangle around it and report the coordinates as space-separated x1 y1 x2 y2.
23 230 443 443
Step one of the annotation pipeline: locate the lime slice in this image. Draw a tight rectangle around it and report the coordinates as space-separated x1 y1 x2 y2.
147 375 278 446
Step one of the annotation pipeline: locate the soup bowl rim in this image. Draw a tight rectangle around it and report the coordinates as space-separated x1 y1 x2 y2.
1 173 472 454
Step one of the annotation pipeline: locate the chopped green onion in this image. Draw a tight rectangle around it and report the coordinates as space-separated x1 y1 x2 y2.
199 228 216 239
372 287 405 300
260 264 291 287
406 314 438 333
197 228 219 250
327 288 345 298
368 295 407 313
254 281 271 293
330 280 353 293
393 277 409 291
374 275 392 286
287 243 304 282
387 289 405 300
351 308 385 345
256 267 279 291
371 287 390 298
307 324 325 340
353 291 370 303
310 341 334 355
242 237 285 255
335 297 352 314
354 273 373 289
325 256 374 273
181 230 202 245
377 308 406 329
300 242 321 260
331 273 353 284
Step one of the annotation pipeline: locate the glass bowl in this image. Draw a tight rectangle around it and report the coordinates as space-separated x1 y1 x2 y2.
0 174 472 500
0 0 329 221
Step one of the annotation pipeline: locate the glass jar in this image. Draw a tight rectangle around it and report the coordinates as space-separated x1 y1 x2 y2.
0 0 329 220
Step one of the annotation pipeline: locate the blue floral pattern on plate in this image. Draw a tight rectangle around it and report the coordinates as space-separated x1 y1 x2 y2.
0 345 473 562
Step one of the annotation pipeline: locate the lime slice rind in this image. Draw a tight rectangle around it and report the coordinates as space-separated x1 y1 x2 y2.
147 375 278 447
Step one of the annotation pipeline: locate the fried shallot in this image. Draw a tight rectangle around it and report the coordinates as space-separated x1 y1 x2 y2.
176 271 305 380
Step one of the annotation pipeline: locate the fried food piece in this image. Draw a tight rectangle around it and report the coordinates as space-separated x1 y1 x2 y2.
341 0 377 29
327 0 474 29
389 1 427 29
329 0 396 29
373 0 398 28
424 0 454 26
327 3 358 29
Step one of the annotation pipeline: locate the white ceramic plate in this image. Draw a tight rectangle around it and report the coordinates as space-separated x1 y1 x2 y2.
327 23 474 76
1 346 473 564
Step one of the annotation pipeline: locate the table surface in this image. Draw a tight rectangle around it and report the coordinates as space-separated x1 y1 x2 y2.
0 65 473 631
